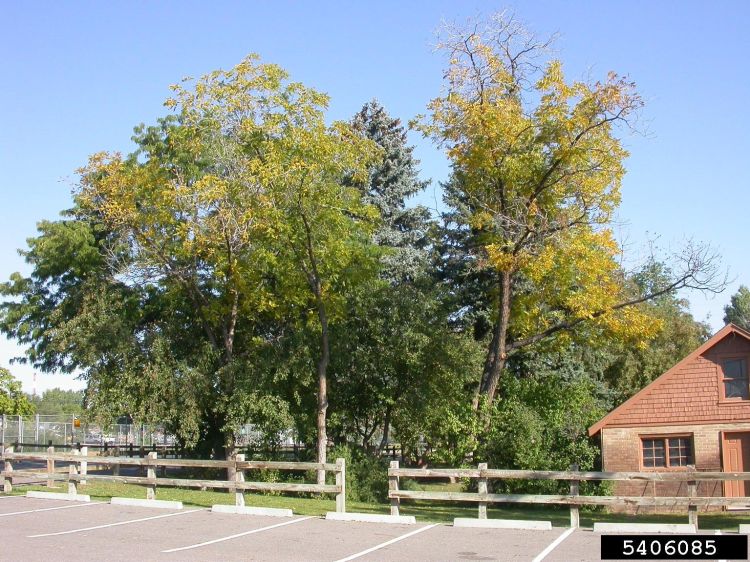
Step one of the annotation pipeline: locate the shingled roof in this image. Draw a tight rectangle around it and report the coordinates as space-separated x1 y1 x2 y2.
589 324 750 436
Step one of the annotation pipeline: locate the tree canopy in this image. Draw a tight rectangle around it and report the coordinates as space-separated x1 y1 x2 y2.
28 388 84 416
420 14 724 414
0 17 725 477
0 368 34 416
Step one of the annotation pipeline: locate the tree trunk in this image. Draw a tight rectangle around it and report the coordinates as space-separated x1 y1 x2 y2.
225 441 237 483
315 287 330 485
473 317 502 410
379 406 392 453
478 270 512 409
299 208 330 485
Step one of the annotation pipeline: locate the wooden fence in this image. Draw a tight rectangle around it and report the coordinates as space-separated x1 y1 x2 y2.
388 461 750 527
1 447 346 513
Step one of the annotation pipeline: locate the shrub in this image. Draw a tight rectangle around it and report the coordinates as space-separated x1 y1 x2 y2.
330 444 388 503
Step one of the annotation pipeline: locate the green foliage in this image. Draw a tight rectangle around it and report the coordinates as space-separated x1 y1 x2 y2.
603 260 711 400
481 371 605 493
1 55 380 459
0 368 34 415
330 444 388 503
328 281 482 458
724 286 750 330
28 388 84 416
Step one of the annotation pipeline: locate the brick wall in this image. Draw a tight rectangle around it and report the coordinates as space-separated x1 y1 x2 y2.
602 423 750 513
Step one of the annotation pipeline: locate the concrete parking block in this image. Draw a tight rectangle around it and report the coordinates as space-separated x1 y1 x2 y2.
111 497 183 509
453 517 552 530
211 504 293 517
26 491 90 502
593 522 696 533
325 512 416 524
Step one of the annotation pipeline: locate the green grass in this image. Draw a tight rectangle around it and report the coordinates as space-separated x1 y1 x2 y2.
9 481 750 529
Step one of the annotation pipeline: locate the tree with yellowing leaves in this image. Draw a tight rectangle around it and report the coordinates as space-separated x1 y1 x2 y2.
422 14 724 412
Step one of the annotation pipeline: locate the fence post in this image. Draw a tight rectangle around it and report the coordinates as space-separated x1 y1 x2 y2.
68 449 79 495
336 457 346 513
80 446 88 485
687 464 698 528
1 414 5 448
570 463 580 529
113 446 120 476
146 451 157 500
389 460 400 516
235 454 245 507
3 446 13 493
478 462 488 519
47 446 55 488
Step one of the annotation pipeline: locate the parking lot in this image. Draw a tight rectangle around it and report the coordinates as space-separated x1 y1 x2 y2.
0 495 747 561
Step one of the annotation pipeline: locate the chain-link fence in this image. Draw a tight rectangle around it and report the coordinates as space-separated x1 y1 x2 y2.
0 414 172 448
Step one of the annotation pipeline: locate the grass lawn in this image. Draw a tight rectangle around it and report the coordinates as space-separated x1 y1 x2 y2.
10 480 750 530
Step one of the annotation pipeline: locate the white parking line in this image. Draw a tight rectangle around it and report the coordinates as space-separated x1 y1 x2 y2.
28 508 204 537
532 527 576 562
0 501 102 517
162 515 316 553
332 524 439 562
0 495 20 499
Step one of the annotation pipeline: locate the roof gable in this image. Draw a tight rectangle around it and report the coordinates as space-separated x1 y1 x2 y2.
588 323 750 436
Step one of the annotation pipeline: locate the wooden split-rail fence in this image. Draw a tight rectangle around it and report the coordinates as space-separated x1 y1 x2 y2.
1 447 346 512
388 461 750 527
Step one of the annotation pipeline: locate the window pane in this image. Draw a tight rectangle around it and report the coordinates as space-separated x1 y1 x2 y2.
724 359 747 379
725 379 749 399
668 437 693 467
642 439 666 468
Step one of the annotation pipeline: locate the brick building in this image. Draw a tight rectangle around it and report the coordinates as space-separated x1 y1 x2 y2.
588 323 750 510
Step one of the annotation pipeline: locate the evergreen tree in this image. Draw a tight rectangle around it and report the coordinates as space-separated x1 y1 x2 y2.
351 100 431 282
724 286 750 330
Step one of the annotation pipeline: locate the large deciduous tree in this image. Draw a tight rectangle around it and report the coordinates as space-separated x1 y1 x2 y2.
1 56 379 465
422 13 724 412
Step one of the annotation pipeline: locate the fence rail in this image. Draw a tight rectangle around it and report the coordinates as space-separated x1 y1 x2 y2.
1 447 346 512
388 461 750 527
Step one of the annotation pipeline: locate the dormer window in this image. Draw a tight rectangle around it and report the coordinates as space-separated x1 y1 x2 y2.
721 358 748 400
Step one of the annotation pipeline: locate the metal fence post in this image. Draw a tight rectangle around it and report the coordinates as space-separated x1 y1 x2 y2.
570 463 580 528
336 457 346 513
235 453 245 507
389 460 400 516
478 462 488 519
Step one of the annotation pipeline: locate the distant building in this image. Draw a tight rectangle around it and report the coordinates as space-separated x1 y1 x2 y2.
589 323 750 510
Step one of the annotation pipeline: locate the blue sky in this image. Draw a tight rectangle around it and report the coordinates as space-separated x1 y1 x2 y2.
1 1 749 392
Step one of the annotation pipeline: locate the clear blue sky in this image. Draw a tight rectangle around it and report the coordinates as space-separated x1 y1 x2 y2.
2 1 749 392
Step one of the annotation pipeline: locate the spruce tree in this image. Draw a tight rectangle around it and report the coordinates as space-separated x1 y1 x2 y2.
351 100 431 282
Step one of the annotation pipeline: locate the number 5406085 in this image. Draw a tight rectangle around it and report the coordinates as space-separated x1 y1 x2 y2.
621 539 716 557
